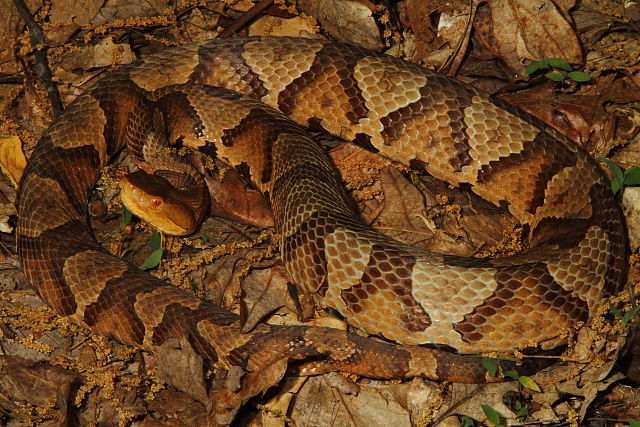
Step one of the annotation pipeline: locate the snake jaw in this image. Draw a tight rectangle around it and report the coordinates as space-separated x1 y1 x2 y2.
120 171 197 236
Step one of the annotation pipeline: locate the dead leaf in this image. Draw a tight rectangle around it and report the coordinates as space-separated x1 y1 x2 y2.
249 15 319 37
91 0 169 26
240 265 315 332
474 0 582 74
203 168 274 229
59 37 136 71
155 336 208 406
298 0 384 50
399 0 474 71
0 136 27 187
47 0 104 44
374 166 434 247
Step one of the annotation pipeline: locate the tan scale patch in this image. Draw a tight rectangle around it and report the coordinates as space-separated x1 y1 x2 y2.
186 94 253 153
196 320 254 370
408 261 498 347
18 175 82 238
547 225 610 307
532 158 593 224
134 287 201 348
303 328 357 361
129 45 201 91
323 228 373 313
354 57 427 145
460 96 537 180
63 250 128 321
48 95 108 165
242 38 323 108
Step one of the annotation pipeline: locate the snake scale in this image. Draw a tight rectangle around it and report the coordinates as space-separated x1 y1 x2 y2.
17 37 626 421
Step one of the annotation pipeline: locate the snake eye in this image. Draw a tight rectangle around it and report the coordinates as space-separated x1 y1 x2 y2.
150 198 163 208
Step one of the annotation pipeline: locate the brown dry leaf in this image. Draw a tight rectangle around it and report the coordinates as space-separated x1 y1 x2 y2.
374 166 433 247
600 384 640 420
204 169 274 229
0 136 27 187
501 75 640 153
298 0 384 50
240 265 309 333
154 336 208 405
59 37 136 71
0 355 79 406
290 375 412 426
0 0 40 74
399 0 473 70
474 0 582 74
145 388 209 426
91 0 170 26
47 0 105 44
249 15 319 37
573 0 640 46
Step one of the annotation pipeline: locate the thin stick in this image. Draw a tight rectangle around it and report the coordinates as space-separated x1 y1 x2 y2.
218 0 274 38
12 0 64 117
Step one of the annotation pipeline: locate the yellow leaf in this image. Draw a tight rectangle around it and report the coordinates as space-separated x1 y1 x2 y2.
0 136 27 187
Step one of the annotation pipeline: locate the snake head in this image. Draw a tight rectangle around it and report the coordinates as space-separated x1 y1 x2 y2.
120 170 198 236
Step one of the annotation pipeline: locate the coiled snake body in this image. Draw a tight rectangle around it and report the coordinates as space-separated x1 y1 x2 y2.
17 37 626 420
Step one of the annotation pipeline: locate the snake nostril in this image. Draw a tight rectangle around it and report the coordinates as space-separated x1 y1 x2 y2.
150 198 163 208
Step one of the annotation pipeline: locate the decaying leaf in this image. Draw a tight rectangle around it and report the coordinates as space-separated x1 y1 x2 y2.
155 336 208 405
474 0 582 74
0 135 27 187
298 0 384 50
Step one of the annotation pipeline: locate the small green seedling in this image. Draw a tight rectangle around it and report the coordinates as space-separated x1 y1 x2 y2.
482 357 541 392
460 415 475 427
140 231 163 270
525 58 591 83
481 404 503 427
121 206 132 233
602 158 640 194
514 400 528 422
505 370 541 392
609 302 638 327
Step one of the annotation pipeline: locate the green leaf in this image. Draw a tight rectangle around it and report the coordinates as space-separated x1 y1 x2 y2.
518 375 541 392
544 72 565 82
601 157 625 194
629 419 640 427
482 357 498 377
140 231 163 270
524 60 548 75
622 307 638 327
623 167 640 185
611 178 623 195
515 400 528 421
567 71 592 82
199 233 210 242
150 231 162 251
505 370 520 380
461 415 475 427
121 206 132 231
546 57 572 71
610 302 624 319
140 248 163 270
480 404 502 426
601 157 624 182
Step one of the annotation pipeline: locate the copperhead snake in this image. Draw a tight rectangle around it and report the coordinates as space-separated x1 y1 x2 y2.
16 37 627 422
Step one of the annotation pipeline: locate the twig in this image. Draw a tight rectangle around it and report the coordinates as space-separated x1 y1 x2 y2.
12 0 64 117
218 0 274 38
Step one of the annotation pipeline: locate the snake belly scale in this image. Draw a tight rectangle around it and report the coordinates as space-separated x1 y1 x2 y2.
17 36 626 418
